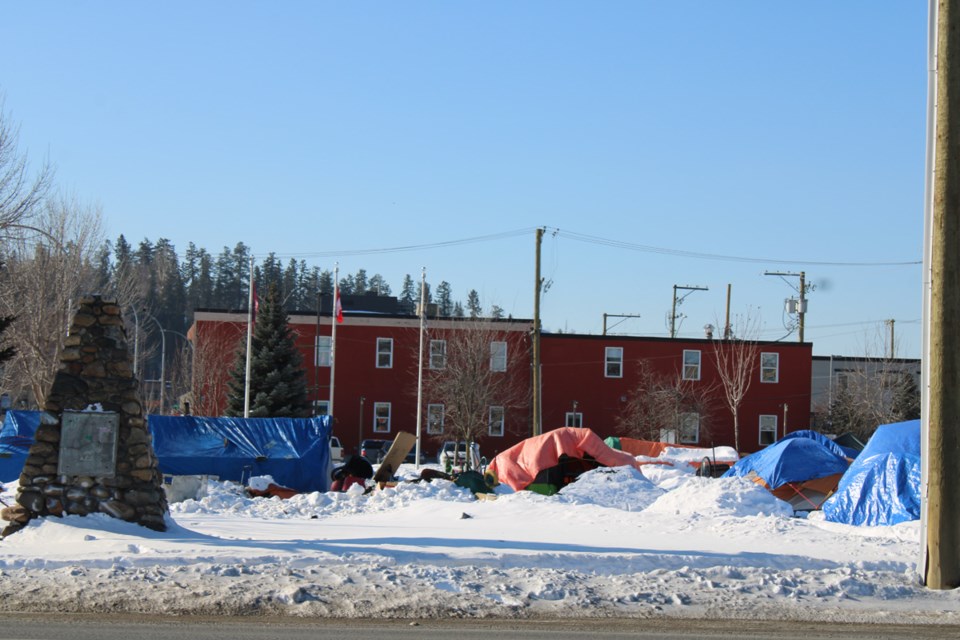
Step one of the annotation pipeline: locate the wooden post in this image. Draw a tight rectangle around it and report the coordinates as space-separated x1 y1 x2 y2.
926 0 960 590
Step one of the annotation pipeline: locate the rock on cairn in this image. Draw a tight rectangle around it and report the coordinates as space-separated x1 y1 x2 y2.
0 295 168 537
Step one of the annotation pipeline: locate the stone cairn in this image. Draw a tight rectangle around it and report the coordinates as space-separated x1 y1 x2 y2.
0 295 168 537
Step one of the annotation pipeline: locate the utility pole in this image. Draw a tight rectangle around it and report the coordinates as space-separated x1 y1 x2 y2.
886 319 896 359
724 284 732 339
532 228 543 436
764 271 810 342
926 0 960 590
669 285 708 338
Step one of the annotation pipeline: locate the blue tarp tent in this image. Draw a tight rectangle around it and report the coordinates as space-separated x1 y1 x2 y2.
0 410 42 482
148 415 332 493
722 433 851 490
780 429 859 460
821 419 920 526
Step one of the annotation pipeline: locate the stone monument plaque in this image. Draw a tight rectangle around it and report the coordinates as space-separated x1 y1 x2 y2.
57 411 120 477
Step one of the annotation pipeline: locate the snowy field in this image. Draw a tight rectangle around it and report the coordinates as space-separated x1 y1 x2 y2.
1 457 958 625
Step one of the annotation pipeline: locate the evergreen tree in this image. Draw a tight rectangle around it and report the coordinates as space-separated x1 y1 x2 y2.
354 269 368 294
436 281 453 316
368 273 392 296
225 283 310 417
466 289 482 318
892 373 921 421
400 274 415 306
338 274 355 295
490 304 504 319
452 301 465 317
213 246 236 308
319 269 333 296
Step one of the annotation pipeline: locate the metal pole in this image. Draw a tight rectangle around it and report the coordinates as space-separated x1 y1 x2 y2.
147 315 165 415
243 256 254 418
415 267 426 469
799 271 807 343
330 263 339 417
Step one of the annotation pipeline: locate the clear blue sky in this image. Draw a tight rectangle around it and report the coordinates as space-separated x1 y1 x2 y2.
0 2 927 357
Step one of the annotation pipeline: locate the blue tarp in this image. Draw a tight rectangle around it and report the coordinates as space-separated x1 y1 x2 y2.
0 410 42 482
149 415 332 493
780 429 859 460
721 433 850 489
821 419 921 526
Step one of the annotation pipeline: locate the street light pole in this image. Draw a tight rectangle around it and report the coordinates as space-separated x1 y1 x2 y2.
147 314 165 415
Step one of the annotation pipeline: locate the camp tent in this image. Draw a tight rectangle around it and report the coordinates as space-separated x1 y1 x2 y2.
605 436 739 476
488 427 645 494
722 432 851 510
148 415 332 493
821 419 920 526
0 410 42 482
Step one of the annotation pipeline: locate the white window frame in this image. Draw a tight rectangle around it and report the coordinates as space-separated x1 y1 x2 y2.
489 405 505 437
430 339 447 369
759 414 778 446
312 400 330 416
565 412 583 428
490 341 507 372
605 347 623 378
315 335 332 367
373 402 392 433
679 412 700 444
376 337 393 369
426 403 445 435
760 352 780 383
683 350 701 381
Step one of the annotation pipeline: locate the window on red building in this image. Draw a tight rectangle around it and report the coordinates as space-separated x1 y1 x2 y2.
683 350 701 380
679 412 699 444
376 338 393 368
313 400 329 416
565 412 583 428
759 414 777 445
427 404 444 435
315 336 331 367
430 340 447 369
760 352 779 383
490 341 507 372
489 406 505 436
374 402 391 433
605 347 623 378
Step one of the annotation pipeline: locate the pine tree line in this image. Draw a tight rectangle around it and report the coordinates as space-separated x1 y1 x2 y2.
93 235 504 351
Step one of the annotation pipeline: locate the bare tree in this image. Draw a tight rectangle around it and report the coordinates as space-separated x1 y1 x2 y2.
711 313 761 453
616 359 716 444
417 321 529 468
0 194 104 407
190 323 244 417
0 98 52 240
820 324 921 441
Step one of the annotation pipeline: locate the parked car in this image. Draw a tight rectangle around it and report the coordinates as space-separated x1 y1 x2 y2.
437 441 482 469
360 438 391 463
329 436 343 463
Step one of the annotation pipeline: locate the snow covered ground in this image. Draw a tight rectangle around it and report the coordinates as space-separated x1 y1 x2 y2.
1 455 957 624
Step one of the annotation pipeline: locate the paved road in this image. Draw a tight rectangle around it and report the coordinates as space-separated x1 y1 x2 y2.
1 615 957 640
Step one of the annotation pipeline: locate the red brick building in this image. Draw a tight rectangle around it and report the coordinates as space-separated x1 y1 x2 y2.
189 300 811 458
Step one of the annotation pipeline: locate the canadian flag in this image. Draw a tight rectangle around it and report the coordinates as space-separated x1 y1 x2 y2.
335 288 344 324
252 282 259 324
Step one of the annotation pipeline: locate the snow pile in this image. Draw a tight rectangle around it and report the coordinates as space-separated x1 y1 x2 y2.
644 476 795 518
1 457 956 624
557 465 664 511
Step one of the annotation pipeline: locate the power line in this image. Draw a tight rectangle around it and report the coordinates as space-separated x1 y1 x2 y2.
552 228 921 267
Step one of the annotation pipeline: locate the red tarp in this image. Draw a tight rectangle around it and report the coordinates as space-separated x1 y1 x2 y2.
488 427 646 491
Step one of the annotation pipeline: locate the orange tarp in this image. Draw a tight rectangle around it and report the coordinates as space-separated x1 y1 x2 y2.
616 438 699 459
488 427 645 492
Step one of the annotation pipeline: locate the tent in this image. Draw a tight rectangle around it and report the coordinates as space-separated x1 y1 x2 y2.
0 410 42 482
487 427 646 495
722 432 851 510
821 419 920 526
780 429 860 460
148 415 332 493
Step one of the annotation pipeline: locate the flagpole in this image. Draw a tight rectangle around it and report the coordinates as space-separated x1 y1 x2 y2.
415 267 426 469
243 255 254 418
330 263 339 418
